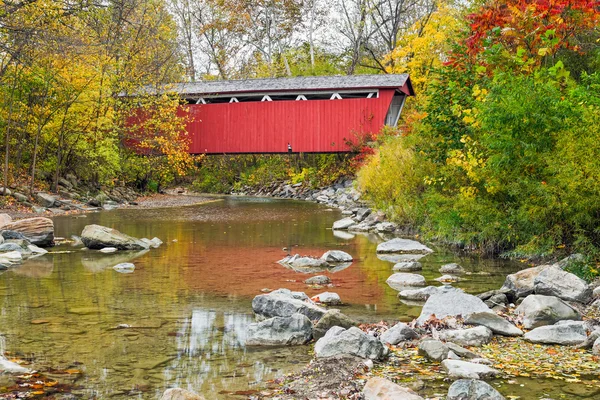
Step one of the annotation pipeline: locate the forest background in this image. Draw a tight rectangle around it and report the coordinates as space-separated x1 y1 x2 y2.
1 0 600 274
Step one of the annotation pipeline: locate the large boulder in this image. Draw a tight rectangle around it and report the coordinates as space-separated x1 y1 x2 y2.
523 321 588 345
442 360 500 380
376 238 433 254
314 326 388 360
313 309 358 340
321 250 353 263
35 192 57 208
447 379 506 400
252 289 326 321
380 322 419 345
399 285 462 301
438 326 493 347
81 224 149 250
501 265 552 298
0 214 11 228
418 339 449 361
416 292 492 325
515 295 581 329
386 273 426 290
533 266 592 303
362 377 424 400
160 388 205 400
464 312 523 336
2 217 54 247
246 314 313 346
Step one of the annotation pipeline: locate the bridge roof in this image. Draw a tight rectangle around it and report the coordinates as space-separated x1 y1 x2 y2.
152 74 413 97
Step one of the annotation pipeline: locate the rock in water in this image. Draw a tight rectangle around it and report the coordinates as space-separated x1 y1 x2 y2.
376 238 433 254
99 247 118 253
447 379 506 400
515 295 581 329
246 313 313 346
363 377 424 400
380 322 419 345
416 292 492 325
160 388 205 400
252 288 326 321
2 217 54 247
279 254 329 269
0 358 30 374
81 224 149 250
501 265 552 298
399 285 462 301
438 326 493 347
313 309 357 340
311 292 341 305
113 263 135 273
440 263 466 274
314 326 388 360
386 273 426 290
533 266 592 303
332 218 356 230
393 261 422 272
304 275 331 285
523 321 588 345
464 312 523 336
321 250 352 263
442 360 500 380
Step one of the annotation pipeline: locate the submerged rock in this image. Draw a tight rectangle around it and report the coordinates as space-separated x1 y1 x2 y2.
438 326 493 347
533 266 592 303
515 295 581 329
246 313 312 346
313 309 357 340
81 224 148 250
362 377 424 400
386 273 426 290
447 379 506 400
523 321 588 345
113 263 135 273
464 312 523 336
252 288 326 321
376 238 433 254
160 388 205 400
442 359 500 380
314 326 388 360
435 274 461 283
416 292 492 325
380 322 419 345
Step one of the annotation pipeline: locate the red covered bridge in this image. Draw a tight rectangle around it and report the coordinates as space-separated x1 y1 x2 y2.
161 74 414 154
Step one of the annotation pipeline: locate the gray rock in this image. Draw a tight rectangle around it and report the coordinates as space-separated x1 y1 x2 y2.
380 322 419 345
321 250 353 263
393 261 422 272
524 321 588 345
363 377 424 400
435 274 461 283
376 238 433 254
27 244 48 255
0 358 30 374
593 337 600 355
485 294 509 309
418 339 449 361
12 192 27 203
593 287 600 299
246 313 312 346
2 217 54 246
141 237 163 249
355 208 372 222
447 379 506 400
554 254 585 269
386 273 426 290
378 253 426 263
515 295 581 329
0 242 27 253
0 187 11 196
313 309 357 340
332 217 356 230
533 266 592 303
501 265 552 298
304 275 331 285
416 292 492 325
375 222 396 233
440 263 466 274
35 192 57 208
442 359 500 380
279 254 329 269
113 263 135 273
0 214 11 228
464 312 523 336
0 251 22 263
439 327 493 347
446 342 479 359
312 292 341 305
160 388 205 400
399 285 462 301
252 288 326 321
314 326 388 360
81 224 149 250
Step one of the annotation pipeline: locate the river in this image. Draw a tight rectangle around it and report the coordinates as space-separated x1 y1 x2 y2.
0 196 575 399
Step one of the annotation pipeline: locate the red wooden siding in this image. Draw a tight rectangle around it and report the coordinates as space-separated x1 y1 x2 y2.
184 89 396 154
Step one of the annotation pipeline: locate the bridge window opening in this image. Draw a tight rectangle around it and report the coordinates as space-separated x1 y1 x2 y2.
384 93 406 126
185 90 379 105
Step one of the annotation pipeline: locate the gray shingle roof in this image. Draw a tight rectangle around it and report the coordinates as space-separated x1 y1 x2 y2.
152 74 412 96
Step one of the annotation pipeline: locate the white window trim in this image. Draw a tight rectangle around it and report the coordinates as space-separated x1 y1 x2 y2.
330 93 342 100
296 95 307 101
229 97 239 103
262 95 272 101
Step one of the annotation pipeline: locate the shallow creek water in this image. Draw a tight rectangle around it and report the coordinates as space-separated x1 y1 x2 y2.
0 197 594 399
